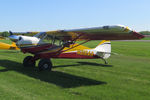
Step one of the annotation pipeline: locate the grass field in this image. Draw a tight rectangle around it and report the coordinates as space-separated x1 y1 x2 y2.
0 40 150 100
142 37 150 40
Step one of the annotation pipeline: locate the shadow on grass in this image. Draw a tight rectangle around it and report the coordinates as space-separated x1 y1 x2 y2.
0 60 107 88
54 61 113 68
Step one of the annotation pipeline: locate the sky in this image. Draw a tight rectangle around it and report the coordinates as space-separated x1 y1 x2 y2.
0 0 150 32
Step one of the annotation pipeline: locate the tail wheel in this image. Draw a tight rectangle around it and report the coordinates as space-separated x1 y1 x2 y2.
102 58 108 64
23 56 35 67
38 59 52 71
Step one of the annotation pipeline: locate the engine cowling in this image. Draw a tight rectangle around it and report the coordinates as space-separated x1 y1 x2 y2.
16 36 40 47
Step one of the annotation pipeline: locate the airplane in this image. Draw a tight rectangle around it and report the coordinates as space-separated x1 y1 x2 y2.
7 25 144 71
0 42 19 50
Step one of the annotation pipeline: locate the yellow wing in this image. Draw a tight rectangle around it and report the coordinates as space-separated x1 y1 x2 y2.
0 42 19 50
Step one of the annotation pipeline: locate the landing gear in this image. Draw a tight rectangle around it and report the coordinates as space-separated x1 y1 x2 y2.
23 56 35 67
102 59 108 64
23 56 53 71
38 59 52 71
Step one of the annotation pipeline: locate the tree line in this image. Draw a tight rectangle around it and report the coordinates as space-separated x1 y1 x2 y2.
0 31 10 37
139 31 150 35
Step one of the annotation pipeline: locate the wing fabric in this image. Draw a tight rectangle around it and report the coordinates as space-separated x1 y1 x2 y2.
45 25 144 41
10 25 144 41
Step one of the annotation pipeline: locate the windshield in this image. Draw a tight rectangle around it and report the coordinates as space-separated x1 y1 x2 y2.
34 32 47 39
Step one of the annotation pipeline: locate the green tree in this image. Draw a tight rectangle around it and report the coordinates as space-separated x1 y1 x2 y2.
139 31 150 35
1 31 10 37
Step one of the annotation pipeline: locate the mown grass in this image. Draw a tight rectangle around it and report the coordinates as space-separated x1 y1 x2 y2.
142 37 150 40
0 40 150 100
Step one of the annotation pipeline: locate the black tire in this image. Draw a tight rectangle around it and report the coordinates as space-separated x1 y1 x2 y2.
23 56 35 67
38 59 52 71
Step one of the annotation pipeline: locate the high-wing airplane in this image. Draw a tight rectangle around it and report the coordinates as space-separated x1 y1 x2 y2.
7 25 144 71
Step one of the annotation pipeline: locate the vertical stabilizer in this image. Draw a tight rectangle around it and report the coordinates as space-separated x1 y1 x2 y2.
94 40 111 59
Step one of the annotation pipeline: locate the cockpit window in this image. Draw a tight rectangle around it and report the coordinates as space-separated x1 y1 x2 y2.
52 38 64 46
39 33 47 39
34 32 47 39
41 34 64 46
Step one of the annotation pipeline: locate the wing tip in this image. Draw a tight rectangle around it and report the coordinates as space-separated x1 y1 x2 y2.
132 31 145 39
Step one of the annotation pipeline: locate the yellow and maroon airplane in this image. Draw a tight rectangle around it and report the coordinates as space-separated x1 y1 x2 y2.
5 25 144 71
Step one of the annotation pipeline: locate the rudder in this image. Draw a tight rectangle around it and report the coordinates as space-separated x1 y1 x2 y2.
94 40 111 59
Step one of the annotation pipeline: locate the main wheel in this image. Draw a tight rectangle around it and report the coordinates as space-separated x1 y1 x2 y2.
23 56 35 67
38 59 52 71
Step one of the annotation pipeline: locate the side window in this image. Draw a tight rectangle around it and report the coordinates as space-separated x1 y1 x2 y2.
53 38 64 46
40 34 64 46
42 36 53 44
